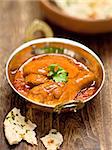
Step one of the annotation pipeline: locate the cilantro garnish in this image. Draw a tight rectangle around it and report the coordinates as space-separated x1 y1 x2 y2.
48 64 68 82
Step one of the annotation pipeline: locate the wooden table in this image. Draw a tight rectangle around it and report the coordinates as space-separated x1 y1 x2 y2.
0 1 112 150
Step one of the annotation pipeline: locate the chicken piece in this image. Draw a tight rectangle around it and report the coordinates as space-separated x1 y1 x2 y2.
58 81 80 103
25 74 47 85
27 81 57 103
28 81 57 94
23 58 49 75
23 61 40 75
58 71 96 103
75 71 96 89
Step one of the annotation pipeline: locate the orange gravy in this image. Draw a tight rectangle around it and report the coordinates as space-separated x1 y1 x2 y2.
13 54 97 106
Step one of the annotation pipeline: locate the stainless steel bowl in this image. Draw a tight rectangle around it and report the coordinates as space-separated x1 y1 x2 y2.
6 38 105 112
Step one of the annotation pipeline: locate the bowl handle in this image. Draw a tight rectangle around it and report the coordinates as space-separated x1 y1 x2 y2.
24 19 54 42
54 100 85 114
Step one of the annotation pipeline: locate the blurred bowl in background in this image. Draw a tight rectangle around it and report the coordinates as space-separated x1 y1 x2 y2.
40 0 112 34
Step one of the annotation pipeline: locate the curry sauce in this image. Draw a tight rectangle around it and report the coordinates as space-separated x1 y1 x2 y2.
13 54 97 106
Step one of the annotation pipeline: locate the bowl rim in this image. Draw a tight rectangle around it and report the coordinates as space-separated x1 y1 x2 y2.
6 37 105 109
40 0 112 23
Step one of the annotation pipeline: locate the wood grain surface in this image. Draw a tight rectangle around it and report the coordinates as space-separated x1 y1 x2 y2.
0 1 112 150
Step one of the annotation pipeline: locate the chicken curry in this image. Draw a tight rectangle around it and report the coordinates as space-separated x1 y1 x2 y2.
13 53 97 106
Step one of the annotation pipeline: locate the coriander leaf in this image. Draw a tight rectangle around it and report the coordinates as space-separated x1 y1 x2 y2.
47 64 68 82
57 69 66 75
47 64 58 76
53 72 68 82
48 71 54 76
48 64 58 71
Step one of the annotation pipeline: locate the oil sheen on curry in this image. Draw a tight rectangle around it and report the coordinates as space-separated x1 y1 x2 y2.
13 51 97 106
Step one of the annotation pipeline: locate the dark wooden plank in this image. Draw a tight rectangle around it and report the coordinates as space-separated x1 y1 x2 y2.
0 0 112 150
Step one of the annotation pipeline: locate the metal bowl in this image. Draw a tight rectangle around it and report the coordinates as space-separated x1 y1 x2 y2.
6 38 105 112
